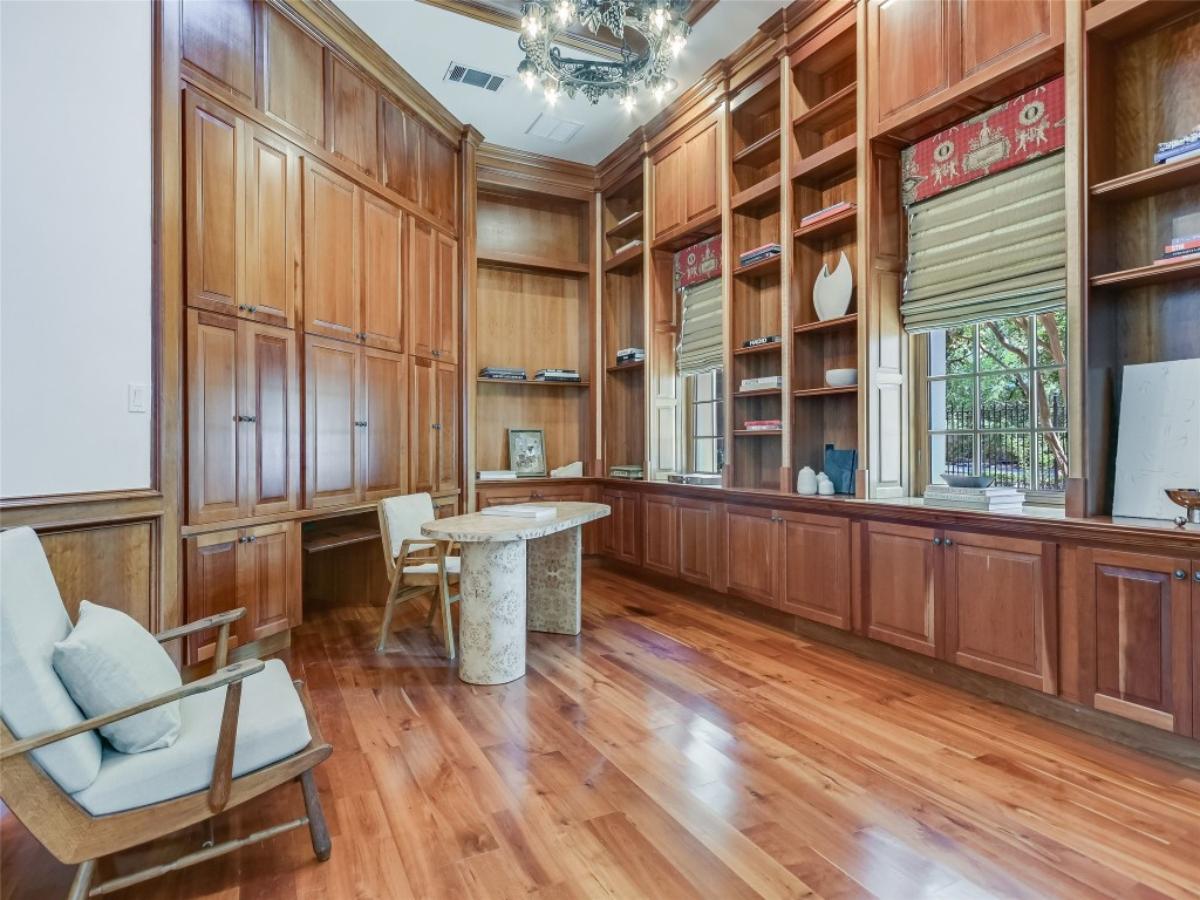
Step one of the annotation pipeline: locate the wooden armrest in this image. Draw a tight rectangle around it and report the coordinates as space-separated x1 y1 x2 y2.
397 537 453 564
0 659 266 761
154 608 246 644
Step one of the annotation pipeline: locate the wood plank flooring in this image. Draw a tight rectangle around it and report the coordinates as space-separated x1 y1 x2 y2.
4 566 1200 898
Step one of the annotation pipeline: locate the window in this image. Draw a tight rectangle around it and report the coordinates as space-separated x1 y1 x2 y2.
683 369 724 475
926 311 1067 499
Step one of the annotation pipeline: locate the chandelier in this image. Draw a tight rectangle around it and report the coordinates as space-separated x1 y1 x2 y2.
517 0 691 110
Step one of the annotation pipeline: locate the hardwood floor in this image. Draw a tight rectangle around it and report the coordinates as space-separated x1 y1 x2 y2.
4 565 1200 899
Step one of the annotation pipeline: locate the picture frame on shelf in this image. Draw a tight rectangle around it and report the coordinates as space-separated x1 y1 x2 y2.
508 428 548 478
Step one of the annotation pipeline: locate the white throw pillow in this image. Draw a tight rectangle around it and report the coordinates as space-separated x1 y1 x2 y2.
52 601 183 753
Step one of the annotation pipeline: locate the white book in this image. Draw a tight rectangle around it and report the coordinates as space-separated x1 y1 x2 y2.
478 470 517 481
925 497 1024 510
480 504 555 520
925 485 1022 497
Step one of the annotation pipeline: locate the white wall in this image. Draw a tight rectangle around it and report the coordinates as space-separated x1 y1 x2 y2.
1 0 153 497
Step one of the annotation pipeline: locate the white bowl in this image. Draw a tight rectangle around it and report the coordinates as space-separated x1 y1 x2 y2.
825 368 857 387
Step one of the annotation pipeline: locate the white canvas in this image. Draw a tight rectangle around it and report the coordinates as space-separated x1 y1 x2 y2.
1112 358 1200 520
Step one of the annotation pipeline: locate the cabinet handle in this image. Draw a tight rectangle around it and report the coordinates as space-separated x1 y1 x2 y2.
1175 569 1187 580
238 534 257 543
1194 570 1200 583
944 538 954 547
432 349 441 358
932 537 942 545
431 423 441 430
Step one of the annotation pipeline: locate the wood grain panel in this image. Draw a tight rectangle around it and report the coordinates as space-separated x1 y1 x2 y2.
360 347 407 501
241 321 299 517
870 0 951 126
475 266 588 377
380 97 423 207
184 91 241 317
187 310 241 524
304 336 359 509
328 55 378 177
423 131 458 227
41 521 155 630
407 217 436 359
677 497 722 590
959 0 1057 78
601 489 642 566
409 356 436 494
260 4 324 142
642 494 678 577
435 232 459 363
360 192 404 351
181 0 254 99
652 144 685 239
241 520 300 642
724 505 778 605
184 529 243 661
302 159 359 341
435 362 459 493
863 520 941 657
779 511 851 629
684 119 720 224
243 123 298 327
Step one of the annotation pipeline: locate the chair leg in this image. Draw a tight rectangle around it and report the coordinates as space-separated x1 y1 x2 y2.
375 596 397 653
67 859 95 900
439 575 456 661
426 590 439 627
299 770 332 862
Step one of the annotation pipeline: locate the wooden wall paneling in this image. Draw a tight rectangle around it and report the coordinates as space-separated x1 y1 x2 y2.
942 530 1058 693
410 356 436 494
408 217 436 359
380 97 423 208
302 158 360 341
460 129 482 510
243 122 299 327
259 3 325 143
959 0 1062 80
181 0 255 100
240 320 300 518
326 52 378 177
304 335 360 508
40 521 157 630
867 0 953 131
862 520 941 656
778 510 852 629
685 117 721 224
474 266 587 382
423 131 459 228
359 192 405 351
184 528 244 662
476 189 589 263
677 496 724 590
187 310 242 525
184 90 243 318
240 520 301 642
652 144 686 240
435 362 459 493
359 347 408 501
724 504 779 606
435 232 459 363
642 493 679 577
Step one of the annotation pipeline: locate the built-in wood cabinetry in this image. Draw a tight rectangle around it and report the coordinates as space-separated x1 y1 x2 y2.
651 115 720 243
779 511 852 629
725 504 781 605
601 488 642 566
302 159 359 341
410 357 457 496
328 55 378 177
409 220 458 363
861 521 941 657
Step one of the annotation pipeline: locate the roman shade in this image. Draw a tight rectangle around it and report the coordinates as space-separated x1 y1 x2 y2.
901 152 1066 332
676 277 723 374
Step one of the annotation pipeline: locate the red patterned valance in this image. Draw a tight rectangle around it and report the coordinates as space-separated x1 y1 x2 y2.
901 76 1065 206
674 233 722 288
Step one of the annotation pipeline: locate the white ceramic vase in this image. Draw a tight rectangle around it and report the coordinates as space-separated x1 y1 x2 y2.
812 251 853 321
796 466 818 495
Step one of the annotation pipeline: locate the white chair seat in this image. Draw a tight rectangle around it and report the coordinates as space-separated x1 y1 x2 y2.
71 660 311 816
402 556 460 576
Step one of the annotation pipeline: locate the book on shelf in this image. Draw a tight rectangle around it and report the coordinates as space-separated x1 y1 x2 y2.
926 484 1022 497
1153 247 1200 265
1158 146 1200 165
480 504 555 520
480 366 527 381
612 238 643 256
534 368 582 382
742 334 781 348
1163 235 1200 253
743 419 782 431
738 244 782 266
798 200 855 226
739 375 783 391
615 347 646 365
924 485 1025 511
478 470 517 481
1154 128 1200 164
609 465 644 479
924 496 1026 511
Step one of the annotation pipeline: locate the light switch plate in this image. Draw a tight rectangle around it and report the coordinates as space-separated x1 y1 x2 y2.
127 383 150 413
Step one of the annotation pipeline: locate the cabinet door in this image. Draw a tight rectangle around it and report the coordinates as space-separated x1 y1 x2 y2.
423 131 458 229
959 0 1061 81
184 90 241 317
869 0 952 131
409 356 436 494
305 336 360 508
303 160 359 341
243 123 298 327
602 490 641 566
360 347 407 501
862 521 941 657
239 521 301 643
684 120 719 225
1085 549 1192 735
184 529 245 663
407 218 436 359
181 0 254 100
380 97 423 207
943 531 1056 693
261 4 324 143
360 192 404 351
434 362 459 493
652 145 685 239
725 505 779 606
677 498 722 590
434 232 459 363
779 511 851 629
327 56 378 177
187 310 242 524
642 495 678 577
240 321 299 518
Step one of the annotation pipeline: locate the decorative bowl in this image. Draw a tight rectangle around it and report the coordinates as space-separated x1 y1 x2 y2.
941 474 994 488
1164 488 1200 525
825 368 858 387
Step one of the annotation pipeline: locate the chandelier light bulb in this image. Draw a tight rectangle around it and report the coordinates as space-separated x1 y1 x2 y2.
554 0 572 25
669 30 686 58
544 84 560 106
620 91 636 113
650 6 667 31
521 4 543 37
518 59 538 91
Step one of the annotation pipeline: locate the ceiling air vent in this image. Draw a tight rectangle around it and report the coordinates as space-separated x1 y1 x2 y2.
444 61 506 92
525 113 583 144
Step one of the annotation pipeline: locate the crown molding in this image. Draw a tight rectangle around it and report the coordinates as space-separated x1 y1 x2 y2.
477 143 598 197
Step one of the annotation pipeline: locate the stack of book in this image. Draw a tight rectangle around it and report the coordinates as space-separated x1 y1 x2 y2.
534 368 581 383
739 375 782 391
481 504 554 520
924 484 1025 512
612 238 643 256
738 242 782 267
480 366 526 381
478 469 517 481
798 200 855 229
743 419 782 432
1154 234 1200 266
609 464 644 480
615 347 645 365
1154 128 1200 165
742 334 781 348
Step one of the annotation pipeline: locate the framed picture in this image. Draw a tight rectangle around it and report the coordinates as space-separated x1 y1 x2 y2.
507 428 547 477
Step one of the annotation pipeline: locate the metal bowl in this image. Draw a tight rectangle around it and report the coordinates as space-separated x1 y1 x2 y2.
941 474 995 488
1164 488 1200 525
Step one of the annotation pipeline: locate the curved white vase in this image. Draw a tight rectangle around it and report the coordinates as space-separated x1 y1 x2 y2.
813 251 853 321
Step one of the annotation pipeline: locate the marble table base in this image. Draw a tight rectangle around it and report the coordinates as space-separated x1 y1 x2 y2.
527 526 581 636
457 540 527 685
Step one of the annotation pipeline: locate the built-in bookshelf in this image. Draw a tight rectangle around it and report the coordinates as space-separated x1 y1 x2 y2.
475 187 592 475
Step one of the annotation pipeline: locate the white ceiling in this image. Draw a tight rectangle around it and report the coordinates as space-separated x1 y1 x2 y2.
334 0 785 165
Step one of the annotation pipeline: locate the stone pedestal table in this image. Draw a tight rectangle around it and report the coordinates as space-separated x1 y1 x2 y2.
422 501 610 684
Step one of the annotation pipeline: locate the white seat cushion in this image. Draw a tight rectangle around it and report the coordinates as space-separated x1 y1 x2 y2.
403 556 460 576
71 659 311 816
0 527 102 793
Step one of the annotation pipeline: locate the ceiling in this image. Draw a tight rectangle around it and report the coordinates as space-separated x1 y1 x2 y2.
333 0 786 165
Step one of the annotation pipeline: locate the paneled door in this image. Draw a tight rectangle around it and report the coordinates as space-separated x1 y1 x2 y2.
779 511 852 629
409 356 436 493
407 218 436 359
327 55 378 177
652 144 685 239
868 0 953 131
434 362 459 493
240 521 301 643
724 505 779 606
360 347 407 501
243 123 298 327
642 494 679 578
434 232 459 363
187 310 241 525
958 0 1062 80
303 159 359 342
677 497 722 590
862 520 941 657
360 192 405 352
184 90 241 318
184 529 244 662
305 336 360 508
240 320 299 518
684 119 719 225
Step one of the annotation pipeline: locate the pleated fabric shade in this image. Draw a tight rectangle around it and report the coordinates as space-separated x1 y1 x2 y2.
901 152 1066 333
677 277 724 374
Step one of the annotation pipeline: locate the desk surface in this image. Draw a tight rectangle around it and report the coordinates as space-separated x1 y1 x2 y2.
422 502 610 543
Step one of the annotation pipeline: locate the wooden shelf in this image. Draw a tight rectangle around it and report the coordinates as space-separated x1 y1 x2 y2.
731 173 782 213
605 209 643 240
793 313 857 334
651 210 722 251
605 360 644 373
604 241 644 273
733 128 782 167
1090 156 1200 202
733 429 783 437
792 134 856 185
793 385 858 398
477 249 588 276
1090 255 1200 288
732 253 782 278
477 378 591 388
794 206 857 241
732 340 783 356
302 523 380 554
1085 0 1200 39
793 82 857 132
733 387 783 398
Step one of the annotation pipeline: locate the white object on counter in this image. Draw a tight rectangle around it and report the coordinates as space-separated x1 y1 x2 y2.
551 461 584 477
796 466 818 495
